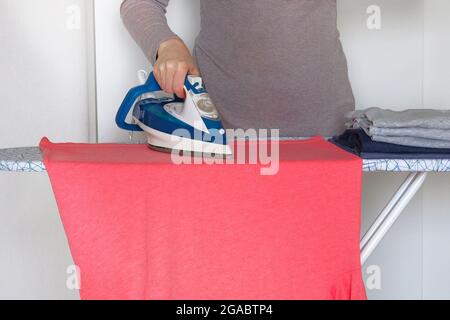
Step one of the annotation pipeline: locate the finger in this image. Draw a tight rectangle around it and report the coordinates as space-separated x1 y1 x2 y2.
164 62 177 94
153 67 160 86
173 63 188 98
156 64 166 90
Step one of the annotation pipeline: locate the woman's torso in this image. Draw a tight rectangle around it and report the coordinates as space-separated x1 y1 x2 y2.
194 0 354 137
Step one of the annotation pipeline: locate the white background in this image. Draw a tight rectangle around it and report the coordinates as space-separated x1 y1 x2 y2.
0 0 450 299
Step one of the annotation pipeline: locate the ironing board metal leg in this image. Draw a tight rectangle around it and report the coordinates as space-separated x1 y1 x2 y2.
360 172 428 265
360 172 418 249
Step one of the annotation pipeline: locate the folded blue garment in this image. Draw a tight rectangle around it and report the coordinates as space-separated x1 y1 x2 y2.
330 129 450 159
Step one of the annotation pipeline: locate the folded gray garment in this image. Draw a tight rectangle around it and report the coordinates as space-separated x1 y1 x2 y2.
348 107 450 129
348 118 450 141
372 135 450 149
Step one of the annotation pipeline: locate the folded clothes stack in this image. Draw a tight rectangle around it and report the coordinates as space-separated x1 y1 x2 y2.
330 107 450 159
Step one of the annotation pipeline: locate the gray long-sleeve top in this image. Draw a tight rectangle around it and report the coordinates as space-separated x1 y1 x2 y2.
121 0 354 137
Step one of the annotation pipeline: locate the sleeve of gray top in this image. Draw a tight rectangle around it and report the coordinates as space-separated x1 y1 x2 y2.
120 0 181 65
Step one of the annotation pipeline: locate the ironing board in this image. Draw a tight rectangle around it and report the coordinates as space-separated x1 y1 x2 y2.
1 147 450 265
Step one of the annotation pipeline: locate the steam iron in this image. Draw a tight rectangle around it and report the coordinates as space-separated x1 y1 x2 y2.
116 72 232 156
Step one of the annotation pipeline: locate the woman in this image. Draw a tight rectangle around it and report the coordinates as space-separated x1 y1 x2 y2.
121 0 354 137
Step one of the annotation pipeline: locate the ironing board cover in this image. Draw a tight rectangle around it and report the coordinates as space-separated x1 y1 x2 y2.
40 136 366 300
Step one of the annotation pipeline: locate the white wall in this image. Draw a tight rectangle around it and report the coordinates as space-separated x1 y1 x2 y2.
423 0 450 108
338 0 424 109
0 0 94 148
0 173 79 299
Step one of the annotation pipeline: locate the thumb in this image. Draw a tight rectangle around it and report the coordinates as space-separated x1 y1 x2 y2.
189 65 200 76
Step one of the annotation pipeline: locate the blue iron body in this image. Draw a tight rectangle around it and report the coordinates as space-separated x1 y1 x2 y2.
116 72 231 155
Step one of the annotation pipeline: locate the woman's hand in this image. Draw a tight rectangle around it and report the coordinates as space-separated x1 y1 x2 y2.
154 38 200 98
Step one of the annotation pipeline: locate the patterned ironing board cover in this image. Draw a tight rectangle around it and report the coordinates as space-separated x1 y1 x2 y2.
1 147 450 173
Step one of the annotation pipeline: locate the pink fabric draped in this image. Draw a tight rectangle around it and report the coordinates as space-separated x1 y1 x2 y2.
40 137 366 300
